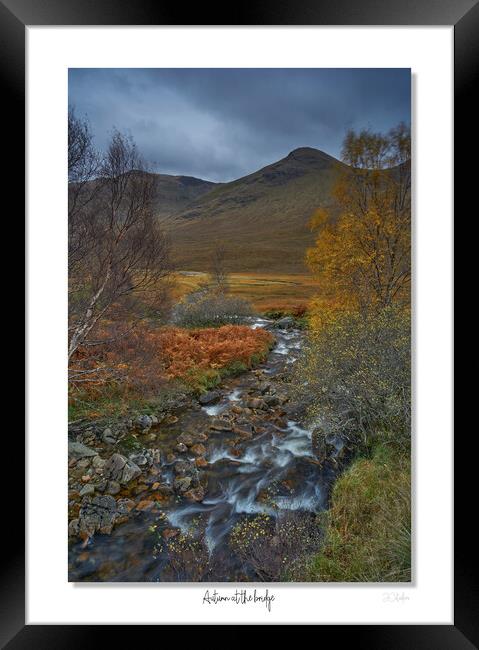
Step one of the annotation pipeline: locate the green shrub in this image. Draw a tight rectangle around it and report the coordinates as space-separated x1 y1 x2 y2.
293 306 411 452
262 309 287 320
173 287 253 328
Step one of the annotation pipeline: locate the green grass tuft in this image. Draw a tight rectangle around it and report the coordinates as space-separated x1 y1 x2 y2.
300 444 411 582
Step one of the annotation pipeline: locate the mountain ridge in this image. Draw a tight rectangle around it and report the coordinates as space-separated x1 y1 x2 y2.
156 146 345 273
147 172 219 218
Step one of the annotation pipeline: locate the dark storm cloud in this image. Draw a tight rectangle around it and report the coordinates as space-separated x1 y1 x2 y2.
68 68 410 182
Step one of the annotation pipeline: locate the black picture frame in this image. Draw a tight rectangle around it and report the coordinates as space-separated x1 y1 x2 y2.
7 0 465 644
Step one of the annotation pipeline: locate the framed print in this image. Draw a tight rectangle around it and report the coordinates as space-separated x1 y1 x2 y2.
7 0 467 642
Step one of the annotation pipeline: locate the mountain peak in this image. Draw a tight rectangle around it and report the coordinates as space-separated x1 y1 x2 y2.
287 146 335 161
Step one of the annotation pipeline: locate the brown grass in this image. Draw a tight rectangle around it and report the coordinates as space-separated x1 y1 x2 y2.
172 272 320 311
68 323 273 419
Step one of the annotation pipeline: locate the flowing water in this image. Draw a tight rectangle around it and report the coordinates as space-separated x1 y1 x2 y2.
68 319 337 582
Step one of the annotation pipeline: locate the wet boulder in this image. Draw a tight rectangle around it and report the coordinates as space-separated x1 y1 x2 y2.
173 476 193 493
162 528 180 540
199 390 221 405
184 486 205 502
173 460 196 477
233 425 253 440
244 398 268 410
136 500 156 512
190 443 207 457
156 484 174 498
274 316 295 329
264 395 281 407
210 418 232 431
177 433 195 447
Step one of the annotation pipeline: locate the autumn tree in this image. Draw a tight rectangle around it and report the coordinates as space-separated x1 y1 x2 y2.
306 123 411 314
68 129 171 382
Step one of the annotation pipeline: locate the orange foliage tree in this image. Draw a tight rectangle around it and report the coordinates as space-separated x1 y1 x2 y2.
306 124 411 319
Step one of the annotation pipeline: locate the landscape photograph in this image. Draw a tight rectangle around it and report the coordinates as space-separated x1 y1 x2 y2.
67 68 411 583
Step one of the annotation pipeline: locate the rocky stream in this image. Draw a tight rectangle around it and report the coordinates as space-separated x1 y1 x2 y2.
68 317 351 581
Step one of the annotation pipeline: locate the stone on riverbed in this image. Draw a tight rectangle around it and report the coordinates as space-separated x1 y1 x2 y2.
273 316 295 329
103 453 141 485
311 427 338 465
106 480 121 495
184 486 205 502
233 426 253 440
102 428 117 445
173 476 192 493
136 499 156 512
77 495 119 537
177 433 194 447
199 390 221 405
79 484 95 497
68 518 79 538
264 395 281 407
244 398 268 410
129 452 151 467
173 460 196 476
73 494 135 540
190 443 207 457
68 441 98 460
137 414 152 430
210 418 232 431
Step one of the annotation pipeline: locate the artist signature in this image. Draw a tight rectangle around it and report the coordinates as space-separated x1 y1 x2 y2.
382 591 410 604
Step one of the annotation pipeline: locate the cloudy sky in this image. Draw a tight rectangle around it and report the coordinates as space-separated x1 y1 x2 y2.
69 68 410 183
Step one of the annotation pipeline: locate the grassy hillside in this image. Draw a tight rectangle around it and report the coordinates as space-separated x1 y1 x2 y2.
149 173 218 218
160 148 347 273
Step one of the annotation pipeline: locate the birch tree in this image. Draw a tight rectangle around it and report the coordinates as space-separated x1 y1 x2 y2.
68 129 171 379
306 123 411 312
